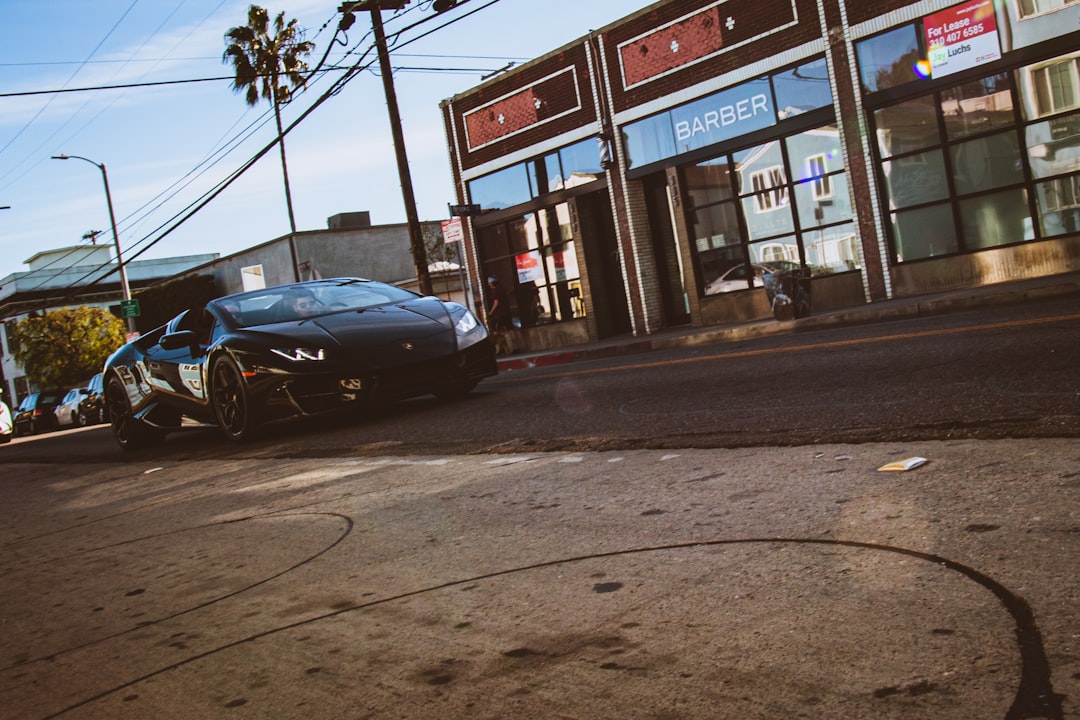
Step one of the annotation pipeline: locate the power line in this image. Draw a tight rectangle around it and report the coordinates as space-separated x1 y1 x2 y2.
12 0 507 311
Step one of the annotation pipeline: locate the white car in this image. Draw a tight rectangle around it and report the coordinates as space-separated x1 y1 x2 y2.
704 264 766 295
54 387 87 428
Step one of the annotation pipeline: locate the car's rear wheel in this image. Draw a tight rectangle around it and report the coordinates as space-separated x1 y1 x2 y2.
211 357 259 442
106 375 164 451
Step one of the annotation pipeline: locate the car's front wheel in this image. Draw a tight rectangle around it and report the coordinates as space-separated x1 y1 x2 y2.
106 375 164 451
211 357 259 442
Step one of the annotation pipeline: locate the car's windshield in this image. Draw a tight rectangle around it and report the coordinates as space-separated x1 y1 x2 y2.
213 279 421 328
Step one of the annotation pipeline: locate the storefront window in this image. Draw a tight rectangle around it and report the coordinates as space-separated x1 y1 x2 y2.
528 153 562 194
468 139 606 211
699 246 752 295
1025 112 1080 179
866 51 1080 262
559 138 606 178
875 95 941 158
622 61 830 171
774 57 833 118
749 236 800 267
623 113 678 169
692 203 741 251
950 132 1024 194
793 173 852 229
480 202 584 326
1034 174 1080 235
892 203 958 260
803 222 860 273
941 73 1014 140
686 157 736 206
685 121 857 296
883 151 949 208
468 164 531 210
856 25 923 94
959 188 1032 249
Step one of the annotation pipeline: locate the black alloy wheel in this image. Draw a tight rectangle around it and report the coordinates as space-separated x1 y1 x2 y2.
211 357 258 442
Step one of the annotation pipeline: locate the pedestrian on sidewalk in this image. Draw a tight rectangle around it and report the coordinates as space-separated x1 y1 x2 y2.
486 276 515 356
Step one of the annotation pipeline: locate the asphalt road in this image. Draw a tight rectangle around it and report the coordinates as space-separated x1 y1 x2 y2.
2 439 1078 719
1 295 1077 719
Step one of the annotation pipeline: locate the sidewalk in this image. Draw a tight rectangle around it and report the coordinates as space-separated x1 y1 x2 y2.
497 270 1080 372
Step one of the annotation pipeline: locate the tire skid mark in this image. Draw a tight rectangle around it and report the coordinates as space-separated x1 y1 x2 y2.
41 537 1064 720
1 512 353 673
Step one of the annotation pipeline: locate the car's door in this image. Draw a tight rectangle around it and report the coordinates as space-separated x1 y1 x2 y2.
142 309 213 410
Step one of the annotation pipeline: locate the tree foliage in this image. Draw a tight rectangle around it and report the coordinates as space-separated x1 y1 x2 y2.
223 5 314 108
12 307 127 389
223 5 314 234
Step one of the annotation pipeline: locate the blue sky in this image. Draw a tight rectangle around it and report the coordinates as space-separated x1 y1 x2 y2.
0 0 636 279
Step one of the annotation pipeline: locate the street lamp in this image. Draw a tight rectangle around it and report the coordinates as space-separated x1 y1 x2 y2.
51 154 135 333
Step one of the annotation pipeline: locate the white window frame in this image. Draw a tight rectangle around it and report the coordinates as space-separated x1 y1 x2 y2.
1031 57 1080 117
750 166 788 213
806 154 833 200
1018 0 1078 19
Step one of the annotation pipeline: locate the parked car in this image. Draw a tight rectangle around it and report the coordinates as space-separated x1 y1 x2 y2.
704 263 766 295
0 393 12 443
78 372 107 426
104 278 497 449
54 387 88 428
12 389 66 436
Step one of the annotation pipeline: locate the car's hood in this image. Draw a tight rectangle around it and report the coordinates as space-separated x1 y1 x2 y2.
240 299 456 366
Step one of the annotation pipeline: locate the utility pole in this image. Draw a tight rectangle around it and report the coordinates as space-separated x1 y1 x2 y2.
339 1 433 296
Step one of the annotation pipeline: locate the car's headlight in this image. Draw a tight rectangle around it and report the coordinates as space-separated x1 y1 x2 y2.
455 310 479 335
446 303 486 349
271 348 326 362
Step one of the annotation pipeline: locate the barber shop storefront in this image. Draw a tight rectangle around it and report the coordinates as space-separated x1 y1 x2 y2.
441 0 1080 352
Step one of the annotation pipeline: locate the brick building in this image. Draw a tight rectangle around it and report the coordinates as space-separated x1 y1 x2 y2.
441 0 1080 353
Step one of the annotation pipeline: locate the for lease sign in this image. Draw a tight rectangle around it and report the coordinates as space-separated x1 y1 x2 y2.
925 0 1001 78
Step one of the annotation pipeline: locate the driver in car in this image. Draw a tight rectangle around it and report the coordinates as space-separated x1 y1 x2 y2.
291 289 320 318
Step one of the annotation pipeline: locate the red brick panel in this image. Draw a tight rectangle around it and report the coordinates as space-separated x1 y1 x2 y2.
449 43 600 170
465 88 540 148
620 6 724 87
619 0 797 89
604 0 818 113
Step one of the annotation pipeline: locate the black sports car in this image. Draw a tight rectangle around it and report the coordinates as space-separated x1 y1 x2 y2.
103 278 497 449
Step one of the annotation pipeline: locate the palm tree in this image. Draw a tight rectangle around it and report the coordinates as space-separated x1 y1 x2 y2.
223 5 314 235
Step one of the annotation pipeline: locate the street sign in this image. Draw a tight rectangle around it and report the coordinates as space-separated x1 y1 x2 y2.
448 203 482 217
441 218 464 245
120 298 141 318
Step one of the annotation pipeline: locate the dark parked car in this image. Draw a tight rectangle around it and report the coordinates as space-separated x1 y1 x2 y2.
13 389 66 436
77 372 107 426
103 278 497 449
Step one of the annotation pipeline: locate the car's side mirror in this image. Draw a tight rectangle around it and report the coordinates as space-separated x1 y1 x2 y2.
160 330 203 357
